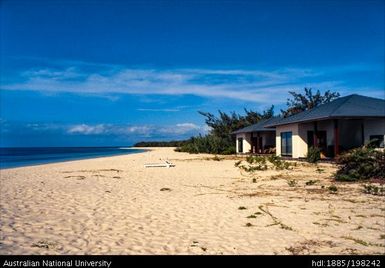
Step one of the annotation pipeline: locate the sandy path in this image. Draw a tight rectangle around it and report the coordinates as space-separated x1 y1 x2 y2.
0 148 384 254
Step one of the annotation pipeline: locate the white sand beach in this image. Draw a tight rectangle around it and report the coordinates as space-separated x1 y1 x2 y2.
0 148 384 255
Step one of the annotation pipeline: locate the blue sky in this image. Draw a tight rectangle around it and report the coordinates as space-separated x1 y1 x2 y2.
0 0 384 147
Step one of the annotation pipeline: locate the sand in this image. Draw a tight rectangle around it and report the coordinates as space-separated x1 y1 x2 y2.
0 147 384 255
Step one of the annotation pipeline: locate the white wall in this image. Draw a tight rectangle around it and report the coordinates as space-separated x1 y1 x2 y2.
275 124 301 158
277 120 334 158
236 133 251 153
276 118 385 158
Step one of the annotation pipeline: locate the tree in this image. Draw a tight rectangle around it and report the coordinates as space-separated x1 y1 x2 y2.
281 88 340 117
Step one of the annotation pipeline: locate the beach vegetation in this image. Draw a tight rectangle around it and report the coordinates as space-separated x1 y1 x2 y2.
287 179 297 187
237 155 292 176
362 184 385 196
268 155 292 170
305 179 319 186
306 146 321 163
335 146 385 181
328 185 338 193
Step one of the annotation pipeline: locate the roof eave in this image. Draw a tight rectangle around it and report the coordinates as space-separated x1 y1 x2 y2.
265 115 385 127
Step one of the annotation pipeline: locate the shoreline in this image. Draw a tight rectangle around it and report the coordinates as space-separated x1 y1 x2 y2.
1 147 384 255
0 147 150 170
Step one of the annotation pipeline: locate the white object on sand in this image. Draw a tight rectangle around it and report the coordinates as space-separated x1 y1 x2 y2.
144 160 175 168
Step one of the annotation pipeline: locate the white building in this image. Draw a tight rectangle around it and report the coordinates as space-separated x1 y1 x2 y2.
234 94 385 158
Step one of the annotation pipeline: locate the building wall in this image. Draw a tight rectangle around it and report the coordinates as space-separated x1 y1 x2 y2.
276 118 385 158
275 123 302 158
364 118 385 146
297 120 335 157
235 133 251 153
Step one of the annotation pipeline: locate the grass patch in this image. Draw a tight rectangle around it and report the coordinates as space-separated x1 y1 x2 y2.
287 179 297 187
341 236 369 246
305 180 319 186
362 184 385 196
328 185 338 193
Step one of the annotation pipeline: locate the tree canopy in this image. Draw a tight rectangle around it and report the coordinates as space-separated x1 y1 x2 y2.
281 88 340 117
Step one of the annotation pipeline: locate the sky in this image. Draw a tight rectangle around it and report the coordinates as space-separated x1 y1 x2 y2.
0 0 384 147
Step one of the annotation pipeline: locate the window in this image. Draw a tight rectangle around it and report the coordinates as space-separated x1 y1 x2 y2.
281 132 292 156
369 135 384 148
238 138 243 153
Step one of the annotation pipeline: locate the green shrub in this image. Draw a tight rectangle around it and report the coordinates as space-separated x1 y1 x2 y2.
239 156 268 171
236 155 292 175
287 179 297 187
305 180 319 186
362 184 385 196
306 146 321 163
335 147 385 181
268 155 292 170
328 185 338 193
176 134 236 155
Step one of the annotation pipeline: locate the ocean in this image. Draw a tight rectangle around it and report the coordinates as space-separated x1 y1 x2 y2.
0 147 145 169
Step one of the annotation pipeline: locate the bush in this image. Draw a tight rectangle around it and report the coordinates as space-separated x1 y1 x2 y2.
306 146 321 163
268 155 292 170
335 147 385 181
175 134 235 155
236 155 292 174
362 184 385 196
328 185 338 193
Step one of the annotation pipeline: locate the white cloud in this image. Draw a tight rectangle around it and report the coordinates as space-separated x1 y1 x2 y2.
64 122 206 137
2 61 383 104
67 124 106 135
